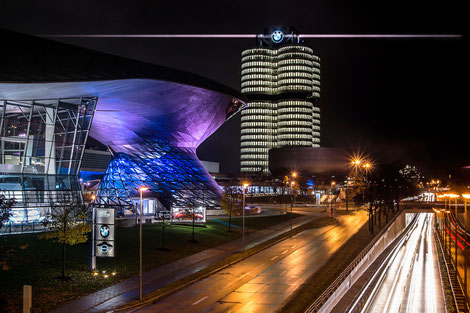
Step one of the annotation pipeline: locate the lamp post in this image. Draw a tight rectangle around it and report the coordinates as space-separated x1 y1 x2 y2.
242 183 249 252
138 186 148 301
290 181 295 231
348 158 363 212
330 181 336 217
91 195 96 270
284 177 289 214
444 194 450 256
463 194 470 310
449 193 459 271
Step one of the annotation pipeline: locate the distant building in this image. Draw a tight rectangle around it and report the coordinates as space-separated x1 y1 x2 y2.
240 27 321 175
200 160 220 174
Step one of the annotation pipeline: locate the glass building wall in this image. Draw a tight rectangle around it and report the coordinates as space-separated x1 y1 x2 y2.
96 139 221 215
0 97 97 225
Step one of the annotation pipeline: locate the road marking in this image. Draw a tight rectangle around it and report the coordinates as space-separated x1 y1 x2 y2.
192 296 208 305
270 256 279 261
281 250 288 254
291 245 297 248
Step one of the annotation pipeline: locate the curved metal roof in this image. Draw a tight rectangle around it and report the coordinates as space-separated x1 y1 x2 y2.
0 29 244 100
0 29 246 149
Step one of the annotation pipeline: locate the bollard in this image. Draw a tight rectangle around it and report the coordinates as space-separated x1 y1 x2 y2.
23 285 32 313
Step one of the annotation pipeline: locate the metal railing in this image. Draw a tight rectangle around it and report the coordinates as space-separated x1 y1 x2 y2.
0 221 48 235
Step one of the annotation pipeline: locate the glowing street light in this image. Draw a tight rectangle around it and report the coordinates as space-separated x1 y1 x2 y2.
352 159 361 166
290 181 295 231
138 186 148 301
242 182 249 252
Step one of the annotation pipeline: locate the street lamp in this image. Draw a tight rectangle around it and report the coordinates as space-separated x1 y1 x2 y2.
330 181 336 217
348 158 364 212
463 194 470 308
283 176 289 213
138 186 148 301
443 194 451 256
242 183 249 252
91 194 97 270
290 181 295 231
463 194 470 229
449 193 459 272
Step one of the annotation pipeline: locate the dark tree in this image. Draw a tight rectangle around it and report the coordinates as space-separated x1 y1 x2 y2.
221 183 240 232
156 211 170 250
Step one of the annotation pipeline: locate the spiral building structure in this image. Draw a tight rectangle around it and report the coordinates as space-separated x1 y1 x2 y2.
240 28 321 175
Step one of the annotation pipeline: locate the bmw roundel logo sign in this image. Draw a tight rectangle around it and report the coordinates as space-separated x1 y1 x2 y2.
100 225 110 238
271 30 284 43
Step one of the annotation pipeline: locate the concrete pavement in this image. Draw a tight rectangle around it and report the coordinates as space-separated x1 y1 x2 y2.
131 210 368 313
52 209 323 313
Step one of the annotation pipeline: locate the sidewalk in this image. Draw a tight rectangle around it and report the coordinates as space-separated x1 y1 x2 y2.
52 211 323 313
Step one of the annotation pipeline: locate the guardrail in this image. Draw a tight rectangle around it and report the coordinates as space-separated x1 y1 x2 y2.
304 209 405 313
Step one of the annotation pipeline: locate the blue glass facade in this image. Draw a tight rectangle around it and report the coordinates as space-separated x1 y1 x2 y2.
95 140 221 212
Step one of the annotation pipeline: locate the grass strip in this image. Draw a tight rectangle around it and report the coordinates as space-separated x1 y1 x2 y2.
0 213 299 313
117 216 337 311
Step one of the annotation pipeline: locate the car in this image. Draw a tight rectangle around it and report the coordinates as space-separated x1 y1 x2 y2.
173 211 204 221
245 205 262 214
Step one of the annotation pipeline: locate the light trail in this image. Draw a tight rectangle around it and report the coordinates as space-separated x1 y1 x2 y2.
352 214 444 313
39 34 462 39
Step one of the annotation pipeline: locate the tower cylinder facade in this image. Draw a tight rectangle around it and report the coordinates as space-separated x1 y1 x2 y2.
240 30 321 175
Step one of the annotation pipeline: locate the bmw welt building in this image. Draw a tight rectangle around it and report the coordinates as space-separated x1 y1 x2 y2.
0 29 245 224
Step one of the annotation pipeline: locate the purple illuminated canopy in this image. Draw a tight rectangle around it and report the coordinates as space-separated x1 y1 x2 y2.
0 79 243 152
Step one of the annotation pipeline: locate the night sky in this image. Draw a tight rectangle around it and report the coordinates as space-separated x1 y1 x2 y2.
0 0 466 177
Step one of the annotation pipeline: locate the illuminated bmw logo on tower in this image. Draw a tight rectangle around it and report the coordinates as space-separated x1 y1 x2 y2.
100 225 110 238
271 30 284 43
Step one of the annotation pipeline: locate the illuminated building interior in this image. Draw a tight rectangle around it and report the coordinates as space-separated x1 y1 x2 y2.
0 97 96 224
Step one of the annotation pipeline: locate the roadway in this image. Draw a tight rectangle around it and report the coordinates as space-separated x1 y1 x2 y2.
357 213 445 313
130 210 368 313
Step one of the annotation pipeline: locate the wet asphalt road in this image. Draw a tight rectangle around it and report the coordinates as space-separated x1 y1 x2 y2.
132 210 368 313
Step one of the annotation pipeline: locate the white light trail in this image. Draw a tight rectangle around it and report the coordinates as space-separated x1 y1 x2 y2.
358 213 442 313
39 34 462 39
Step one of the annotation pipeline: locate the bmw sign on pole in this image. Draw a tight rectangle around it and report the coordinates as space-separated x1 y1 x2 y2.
95 208 115 257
